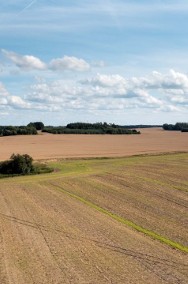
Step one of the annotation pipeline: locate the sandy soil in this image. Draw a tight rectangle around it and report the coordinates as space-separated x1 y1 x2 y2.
0 128 188 161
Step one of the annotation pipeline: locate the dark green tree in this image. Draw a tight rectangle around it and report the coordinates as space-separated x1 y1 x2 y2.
10 154 34 174
27 122 44 130
0 154 34 175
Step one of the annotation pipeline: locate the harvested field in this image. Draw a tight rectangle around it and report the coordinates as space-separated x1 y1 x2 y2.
0 128 188 161
0 153 188 283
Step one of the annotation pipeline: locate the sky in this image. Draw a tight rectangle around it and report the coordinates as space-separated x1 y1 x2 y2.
0 0 188 125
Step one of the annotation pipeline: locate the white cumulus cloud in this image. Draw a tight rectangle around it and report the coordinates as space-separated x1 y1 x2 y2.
8 96 30 109
1 69 188 114
2 49 46 70
0 81 30 110
49 56 90 72
2 49 91 72
83 74 127 87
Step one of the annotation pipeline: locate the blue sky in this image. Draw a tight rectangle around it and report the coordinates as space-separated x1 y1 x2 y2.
0 0 188 125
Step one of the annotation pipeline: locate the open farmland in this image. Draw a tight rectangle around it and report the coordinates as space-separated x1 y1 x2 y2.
0 153 188 283
0 128 188 161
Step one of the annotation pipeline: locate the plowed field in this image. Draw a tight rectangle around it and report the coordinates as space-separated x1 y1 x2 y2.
0 153 188 283
0 128 188 160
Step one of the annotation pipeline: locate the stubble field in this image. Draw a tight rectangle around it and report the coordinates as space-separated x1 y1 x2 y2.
0 128 188 160
0 153 188 283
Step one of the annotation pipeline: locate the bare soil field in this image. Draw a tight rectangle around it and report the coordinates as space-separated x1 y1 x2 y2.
0 128 188 161
0 153 188 284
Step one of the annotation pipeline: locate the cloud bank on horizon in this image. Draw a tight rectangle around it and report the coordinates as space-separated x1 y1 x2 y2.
0 0 188 125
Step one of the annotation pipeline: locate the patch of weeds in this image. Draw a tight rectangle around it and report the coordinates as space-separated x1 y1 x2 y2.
33 162 54 174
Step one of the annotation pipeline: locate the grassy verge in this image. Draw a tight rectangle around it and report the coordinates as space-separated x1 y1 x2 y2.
48 152 188 173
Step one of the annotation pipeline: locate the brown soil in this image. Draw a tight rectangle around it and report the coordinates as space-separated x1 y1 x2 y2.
0 178 187 283
0 128 188 161
0 154 188 283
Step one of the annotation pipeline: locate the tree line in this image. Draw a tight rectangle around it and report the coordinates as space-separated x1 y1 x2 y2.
3 121 188 136
0 126 37 136
0 121 144 136
163 123 188 132
0 122 44 137
122 124 162 129
43 122 140 135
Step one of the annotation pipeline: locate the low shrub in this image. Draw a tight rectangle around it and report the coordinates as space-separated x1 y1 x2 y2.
0 154 53 177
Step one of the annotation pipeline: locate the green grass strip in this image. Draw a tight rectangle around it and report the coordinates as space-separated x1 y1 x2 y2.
51 183 188 253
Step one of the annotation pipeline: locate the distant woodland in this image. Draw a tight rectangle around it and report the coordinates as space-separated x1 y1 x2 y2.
1 121 187 137
0 122 43 136
0 126 37 136
0 122 141 136
42 122 140 134
163 123 188 132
